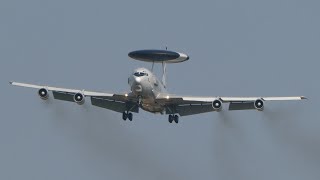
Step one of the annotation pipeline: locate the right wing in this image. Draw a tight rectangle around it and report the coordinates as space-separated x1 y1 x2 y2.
10 81 139 113
155 94 306 116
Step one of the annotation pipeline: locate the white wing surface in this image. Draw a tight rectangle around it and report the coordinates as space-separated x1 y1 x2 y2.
220 96 306 102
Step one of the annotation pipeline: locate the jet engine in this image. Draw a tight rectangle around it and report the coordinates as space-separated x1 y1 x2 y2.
212 99 222 111
254 99 264 111
38 88 49 100
74 92 85 105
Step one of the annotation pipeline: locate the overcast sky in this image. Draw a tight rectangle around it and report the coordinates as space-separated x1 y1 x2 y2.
1 0 319 180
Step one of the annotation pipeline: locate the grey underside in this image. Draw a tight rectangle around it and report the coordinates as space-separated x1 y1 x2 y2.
52 91 256 116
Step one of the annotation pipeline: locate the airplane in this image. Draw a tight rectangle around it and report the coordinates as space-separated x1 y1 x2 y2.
10 49 306 124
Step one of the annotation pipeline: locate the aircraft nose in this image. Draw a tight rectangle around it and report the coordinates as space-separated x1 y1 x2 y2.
131 76 143 94
134 77 141 84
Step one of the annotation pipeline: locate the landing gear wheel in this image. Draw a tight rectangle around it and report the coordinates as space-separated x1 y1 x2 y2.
174 115 179 124
128 113 133 121
137 96 142 106
168 115 173 123
122 112 127 121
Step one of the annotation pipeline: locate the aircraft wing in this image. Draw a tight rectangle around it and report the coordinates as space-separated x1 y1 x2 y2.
155 94 306 116
10 82 139 113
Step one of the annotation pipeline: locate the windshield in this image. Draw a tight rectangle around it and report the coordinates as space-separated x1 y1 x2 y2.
133 72 147 77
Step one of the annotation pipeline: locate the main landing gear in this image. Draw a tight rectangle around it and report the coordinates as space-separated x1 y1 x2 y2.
122 112 133 121
168 114 179 124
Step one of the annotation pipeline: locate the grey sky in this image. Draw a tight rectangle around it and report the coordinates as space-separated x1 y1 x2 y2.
1 0 319 180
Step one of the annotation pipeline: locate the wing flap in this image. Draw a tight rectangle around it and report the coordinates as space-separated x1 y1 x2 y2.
91 97 139 113
228 102 255 110
156 97 214 105
52 91 75 102
174 104 214 116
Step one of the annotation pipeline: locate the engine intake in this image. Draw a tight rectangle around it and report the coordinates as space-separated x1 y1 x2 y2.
212 99 222 111
254 99 264 111
74 92 85 105
38 88 49 100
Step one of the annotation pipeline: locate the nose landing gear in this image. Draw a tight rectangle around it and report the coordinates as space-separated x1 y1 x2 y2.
122 112 133 121
168 114 179 124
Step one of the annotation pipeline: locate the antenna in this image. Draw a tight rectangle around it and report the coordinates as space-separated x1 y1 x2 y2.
128 49 189 89
151 60 155 72
162 61 167 89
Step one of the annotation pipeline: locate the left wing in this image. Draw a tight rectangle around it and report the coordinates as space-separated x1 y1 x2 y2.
10 81 139 113
155 94 306 116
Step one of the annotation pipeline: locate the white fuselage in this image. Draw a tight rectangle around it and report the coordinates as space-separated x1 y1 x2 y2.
128 68 166 113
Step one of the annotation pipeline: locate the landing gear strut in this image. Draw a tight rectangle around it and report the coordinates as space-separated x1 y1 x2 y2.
168 114 179 124
122 112 133 121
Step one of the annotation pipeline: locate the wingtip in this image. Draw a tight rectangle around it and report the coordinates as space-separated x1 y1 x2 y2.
301 96 307 100
9 81 13 85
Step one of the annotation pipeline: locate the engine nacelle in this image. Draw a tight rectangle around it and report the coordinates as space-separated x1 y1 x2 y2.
74 92 85 105
254 99 264 111
212 99 222 111
38 88 49 100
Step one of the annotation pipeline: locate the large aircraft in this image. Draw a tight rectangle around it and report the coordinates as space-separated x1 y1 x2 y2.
10 49 306 123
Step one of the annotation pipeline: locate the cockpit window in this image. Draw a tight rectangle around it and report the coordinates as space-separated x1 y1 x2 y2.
134 72 147 77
